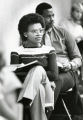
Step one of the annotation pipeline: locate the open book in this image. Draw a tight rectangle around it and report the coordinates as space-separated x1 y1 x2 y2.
57 62 63 68
15 60 43 72
57 62 64 72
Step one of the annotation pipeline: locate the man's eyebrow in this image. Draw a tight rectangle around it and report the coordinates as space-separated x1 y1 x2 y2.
46 14 54 17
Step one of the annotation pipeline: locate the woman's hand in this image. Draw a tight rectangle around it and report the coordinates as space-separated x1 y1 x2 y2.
50 81 56 91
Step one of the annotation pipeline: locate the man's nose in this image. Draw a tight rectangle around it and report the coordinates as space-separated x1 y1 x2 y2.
50 16 54 22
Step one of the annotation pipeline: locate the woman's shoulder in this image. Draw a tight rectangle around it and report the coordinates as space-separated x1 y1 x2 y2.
11 46 24 54
12 46 24 53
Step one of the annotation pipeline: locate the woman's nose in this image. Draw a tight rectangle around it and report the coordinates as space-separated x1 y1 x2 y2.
36 29 44 35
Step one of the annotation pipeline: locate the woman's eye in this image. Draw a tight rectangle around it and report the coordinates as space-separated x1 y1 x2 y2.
32 30 36 33
40 29 43 33
29 28 44 34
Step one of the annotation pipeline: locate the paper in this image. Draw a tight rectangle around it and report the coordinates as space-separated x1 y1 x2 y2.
15 60 43 72
57 62 63 68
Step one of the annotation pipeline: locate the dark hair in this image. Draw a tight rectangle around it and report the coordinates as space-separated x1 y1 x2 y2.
18 13 45 41
71 3 83 13
36 2 52 15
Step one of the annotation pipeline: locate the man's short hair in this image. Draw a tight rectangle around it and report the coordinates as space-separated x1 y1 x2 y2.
36 2 52 15
18 13 45 41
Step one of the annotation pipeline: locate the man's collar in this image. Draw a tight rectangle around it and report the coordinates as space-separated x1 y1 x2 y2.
46 27 52 33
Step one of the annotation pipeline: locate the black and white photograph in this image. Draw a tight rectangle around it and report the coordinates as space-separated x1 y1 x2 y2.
0 0 83 120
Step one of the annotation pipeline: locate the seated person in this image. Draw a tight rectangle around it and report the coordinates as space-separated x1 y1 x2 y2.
36 2 83 119
59 3 83 43
11 13 58 120
0 47 22 120
59 3 83 81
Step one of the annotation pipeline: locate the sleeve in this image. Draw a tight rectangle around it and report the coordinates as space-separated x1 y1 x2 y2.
47 50 59 82
64 30 82 68
11 52 19 64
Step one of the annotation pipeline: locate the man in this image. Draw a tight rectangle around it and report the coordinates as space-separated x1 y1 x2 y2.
36 2 83 119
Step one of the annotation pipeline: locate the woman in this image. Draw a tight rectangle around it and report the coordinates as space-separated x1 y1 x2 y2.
60 3 83 80
11 13 58 120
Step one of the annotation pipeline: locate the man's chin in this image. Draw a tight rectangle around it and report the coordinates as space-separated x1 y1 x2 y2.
47 23 54 29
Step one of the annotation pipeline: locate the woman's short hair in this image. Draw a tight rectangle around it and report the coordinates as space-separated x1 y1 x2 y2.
18 13 45 41
36 2 52 15
71 3 83 13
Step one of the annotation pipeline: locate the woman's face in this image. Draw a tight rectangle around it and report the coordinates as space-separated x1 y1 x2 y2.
72 9 82 21
24 23 44 47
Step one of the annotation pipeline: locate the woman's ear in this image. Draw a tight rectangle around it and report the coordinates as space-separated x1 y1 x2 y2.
24 32 27 37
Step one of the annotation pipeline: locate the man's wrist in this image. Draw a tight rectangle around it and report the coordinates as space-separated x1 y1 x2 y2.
69 61 77 71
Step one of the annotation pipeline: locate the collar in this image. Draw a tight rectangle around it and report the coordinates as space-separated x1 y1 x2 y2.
46 27 52 34
69 18 81 25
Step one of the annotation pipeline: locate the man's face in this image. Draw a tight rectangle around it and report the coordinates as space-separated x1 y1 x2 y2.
42 8 55 29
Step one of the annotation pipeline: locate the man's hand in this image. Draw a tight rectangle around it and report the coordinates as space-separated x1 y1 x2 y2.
70 61 78 71
76 36 83 43
62 62 71 72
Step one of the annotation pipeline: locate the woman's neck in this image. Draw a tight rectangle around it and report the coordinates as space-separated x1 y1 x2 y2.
22 40 42 48
71 18 81 25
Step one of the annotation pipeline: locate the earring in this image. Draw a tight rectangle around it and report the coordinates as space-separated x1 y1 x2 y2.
24 33 27 37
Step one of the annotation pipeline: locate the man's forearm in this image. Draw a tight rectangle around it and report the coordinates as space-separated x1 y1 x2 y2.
70 58 82 70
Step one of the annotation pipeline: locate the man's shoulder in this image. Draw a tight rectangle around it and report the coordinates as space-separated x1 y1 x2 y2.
42 45 55 53
53 25 66 37
54 25 64 31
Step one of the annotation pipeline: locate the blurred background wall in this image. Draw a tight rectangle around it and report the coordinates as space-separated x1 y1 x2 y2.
0 0 75 64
